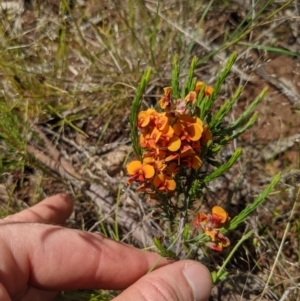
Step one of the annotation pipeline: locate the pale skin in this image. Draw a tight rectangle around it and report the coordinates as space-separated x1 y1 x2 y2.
0 193 212 301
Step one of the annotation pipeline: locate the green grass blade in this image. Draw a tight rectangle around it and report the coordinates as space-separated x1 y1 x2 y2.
238 42 300 57
229 0 273 42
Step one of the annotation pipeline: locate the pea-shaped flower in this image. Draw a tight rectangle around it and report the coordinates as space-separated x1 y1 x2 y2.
127 160 155 183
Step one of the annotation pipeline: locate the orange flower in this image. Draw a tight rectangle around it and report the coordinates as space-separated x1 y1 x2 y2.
205 86 214 97
193 213 208 227
175 99 186 114
182 154 202 169
143 157 167 173
201 124 212 144
173 122 202 142
129 80 212 197
140 128 161 151
206 233 230 252
138 111 151 129
159 87 172 110
142 156 155 165
165 152 179 162
127 160 155 183
140 133 150 148
212 206 229 226
194 206 229 229
179 144 194 156
204 228 219 241
137 108 158 130
194 206 230 252
155 160 167 172
165 162 179 177
161 124 174 139
195 81 214 97
184 91 197 104
217 233 230 247
190 140 201 153
173 114 203 142
149 127 162 144
167 135 181 152
155 113 169 131
153 173 176 191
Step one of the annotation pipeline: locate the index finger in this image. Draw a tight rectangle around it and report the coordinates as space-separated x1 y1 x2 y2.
3 193 73 224
1 223 167 295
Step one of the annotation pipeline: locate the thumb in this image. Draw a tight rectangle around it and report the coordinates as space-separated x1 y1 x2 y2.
113 260 212 301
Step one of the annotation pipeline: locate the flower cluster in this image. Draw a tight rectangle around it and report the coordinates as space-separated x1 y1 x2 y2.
194 206 230 251
127 82 213 193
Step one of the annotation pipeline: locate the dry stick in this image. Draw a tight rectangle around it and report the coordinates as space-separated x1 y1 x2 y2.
121 211 155 244
245 0 256 60
31 125 81 180
255 65 299 105
40 126 119 187
175 215 185 256
42 126 128 180
262 133 300 161
281 169 300 181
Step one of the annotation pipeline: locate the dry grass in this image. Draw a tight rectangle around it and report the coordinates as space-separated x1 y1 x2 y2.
0 0 299 300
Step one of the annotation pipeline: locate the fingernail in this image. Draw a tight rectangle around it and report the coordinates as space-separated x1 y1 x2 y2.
183 263 210 301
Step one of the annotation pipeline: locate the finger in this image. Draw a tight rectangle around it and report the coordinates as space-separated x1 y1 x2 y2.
15 287 57 301
0 283 12 301
113 260 212 301
1 223 169 296
3 193 73 224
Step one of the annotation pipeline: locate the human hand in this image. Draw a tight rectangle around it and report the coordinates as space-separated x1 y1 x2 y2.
0 193 212 301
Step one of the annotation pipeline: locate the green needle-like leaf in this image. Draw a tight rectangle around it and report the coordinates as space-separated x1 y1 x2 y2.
226 87 267 132
181 56 198 98
209 86 243 129
204 148 242 182
130 68 151 160
172 55 180 100
225 173 281 232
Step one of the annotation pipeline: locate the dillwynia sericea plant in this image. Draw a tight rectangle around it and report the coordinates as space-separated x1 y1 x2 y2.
126 53 280 284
